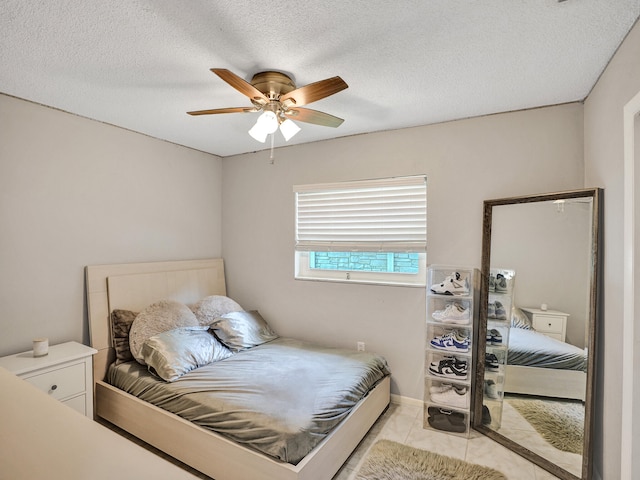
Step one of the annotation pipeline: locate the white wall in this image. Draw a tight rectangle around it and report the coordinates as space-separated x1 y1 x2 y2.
491 200 592 348
583 18 640 480
0 94 223 356
221 103 584 400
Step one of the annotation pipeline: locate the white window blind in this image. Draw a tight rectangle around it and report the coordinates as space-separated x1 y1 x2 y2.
293 175 427 253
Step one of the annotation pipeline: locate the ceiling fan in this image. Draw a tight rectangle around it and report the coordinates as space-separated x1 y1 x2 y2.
187 69 348 143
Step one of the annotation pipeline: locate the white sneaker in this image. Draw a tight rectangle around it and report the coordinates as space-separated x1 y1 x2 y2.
431 385 470 408
428 357 468 379
484 380 499 399
495 273 508 293
430 272 469 296
430 330 470 352
429 383 453 394
432 303 470 324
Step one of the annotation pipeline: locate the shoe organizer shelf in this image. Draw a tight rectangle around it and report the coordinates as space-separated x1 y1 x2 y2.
424 266 479 437
483 268 516 430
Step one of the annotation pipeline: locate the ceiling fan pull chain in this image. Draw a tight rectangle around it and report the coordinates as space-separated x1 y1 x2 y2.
269 133 275 164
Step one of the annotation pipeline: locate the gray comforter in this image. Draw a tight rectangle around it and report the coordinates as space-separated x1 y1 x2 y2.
108 337 389 464
508 327 587 372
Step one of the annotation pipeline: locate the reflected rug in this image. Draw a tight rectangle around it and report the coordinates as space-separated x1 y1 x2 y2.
355 439 506 480
507 397 584 454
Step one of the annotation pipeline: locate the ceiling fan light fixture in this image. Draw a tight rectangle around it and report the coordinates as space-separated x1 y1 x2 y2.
248 110 278 142
279 118 301 141
248 123 268 143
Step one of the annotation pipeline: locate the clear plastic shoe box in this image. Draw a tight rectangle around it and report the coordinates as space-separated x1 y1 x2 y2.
424 265 479 437
482 267 516 430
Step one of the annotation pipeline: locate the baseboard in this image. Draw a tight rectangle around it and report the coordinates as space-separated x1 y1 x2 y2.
390 394 423 408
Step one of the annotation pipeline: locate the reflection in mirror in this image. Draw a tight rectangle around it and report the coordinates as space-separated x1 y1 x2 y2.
473 189 602 480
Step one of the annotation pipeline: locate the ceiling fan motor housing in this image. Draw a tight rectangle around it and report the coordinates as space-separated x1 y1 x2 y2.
250 71 296 100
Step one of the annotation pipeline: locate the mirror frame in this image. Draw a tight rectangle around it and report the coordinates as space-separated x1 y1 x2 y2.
472 188 603 480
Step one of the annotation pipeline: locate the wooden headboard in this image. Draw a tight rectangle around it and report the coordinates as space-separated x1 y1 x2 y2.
85 258 226 383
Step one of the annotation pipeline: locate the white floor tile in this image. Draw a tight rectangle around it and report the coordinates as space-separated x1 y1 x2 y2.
334 399 570 480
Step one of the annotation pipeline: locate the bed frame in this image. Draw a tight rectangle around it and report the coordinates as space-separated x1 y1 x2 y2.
504 365 586 401
86 258 390 480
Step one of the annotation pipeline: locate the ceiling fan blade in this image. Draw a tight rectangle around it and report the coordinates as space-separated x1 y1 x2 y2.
211 68 269 103
280 76 348 107
187 107 255 116
285 107 344 127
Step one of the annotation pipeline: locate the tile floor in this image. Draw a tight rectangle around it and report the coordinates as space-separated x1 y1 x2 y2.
333 400 572 480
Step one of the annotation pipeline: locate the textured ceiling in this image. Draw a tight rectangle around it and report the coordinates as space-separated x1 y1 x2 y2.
1 1 639 157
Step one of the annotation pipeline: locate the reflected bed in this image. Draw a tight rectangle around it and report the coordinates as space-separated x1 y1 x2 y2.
504 325 587 401
508 328 587 372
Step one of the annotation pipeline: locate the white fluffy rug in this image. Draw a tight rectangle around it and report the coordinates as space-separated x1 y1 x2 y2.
507 397 584 454
355 440 507 480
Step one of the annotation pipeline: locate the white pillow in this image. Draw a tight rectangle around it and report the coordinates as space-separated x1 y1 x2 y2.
191 295 243 326
129 300 198 364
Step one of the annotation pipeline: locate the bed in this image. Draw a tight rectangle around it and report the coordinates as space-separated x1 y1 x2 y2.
503 313 587 401
86 258 391 480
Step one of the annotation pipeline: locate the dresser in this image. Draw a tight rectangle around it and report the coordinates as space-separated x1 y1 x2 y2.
521 307 569 342
0 341 97 417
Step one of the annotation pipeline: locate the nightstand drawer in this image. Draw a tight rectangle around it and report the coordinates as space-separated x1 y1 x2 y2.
24 362 85 401
532 315 565 333
62 394 87 415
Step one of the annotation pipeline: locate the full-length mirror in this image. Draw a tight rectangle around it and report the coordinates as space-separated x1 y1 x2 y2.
472 188 602 480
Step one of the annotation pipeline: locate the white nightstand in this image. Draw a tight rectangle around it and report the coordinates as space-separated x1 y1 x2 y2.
0 341 97 417
521 307 569 342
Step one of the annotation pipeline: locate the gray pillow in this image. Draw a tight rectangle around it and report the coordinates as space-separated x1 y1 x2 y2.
141 326 232 382
210 310 278 352
110 309 138 364
129 300 199 365
511 306 533 330
191 295 243 326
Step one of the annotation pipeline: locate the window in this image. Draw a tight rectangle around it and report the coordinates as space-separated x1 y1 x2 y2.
293 175 427 286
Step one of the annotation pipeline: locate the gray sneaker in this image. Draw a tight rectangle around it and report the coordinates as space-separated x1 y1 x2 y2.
495 273 508 293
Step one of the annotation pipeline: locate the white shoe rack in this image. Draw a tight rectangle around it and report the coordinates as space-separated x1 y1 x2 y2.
482 268 516 430
424 265 479 437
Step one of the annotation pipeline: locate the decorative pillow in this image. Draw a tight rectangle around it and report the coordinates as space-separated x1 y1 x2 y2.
141 326 233 382
111 309 138 364
511 306 533 330
129 300 199 365
210 310 278 352
191 295 243 326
